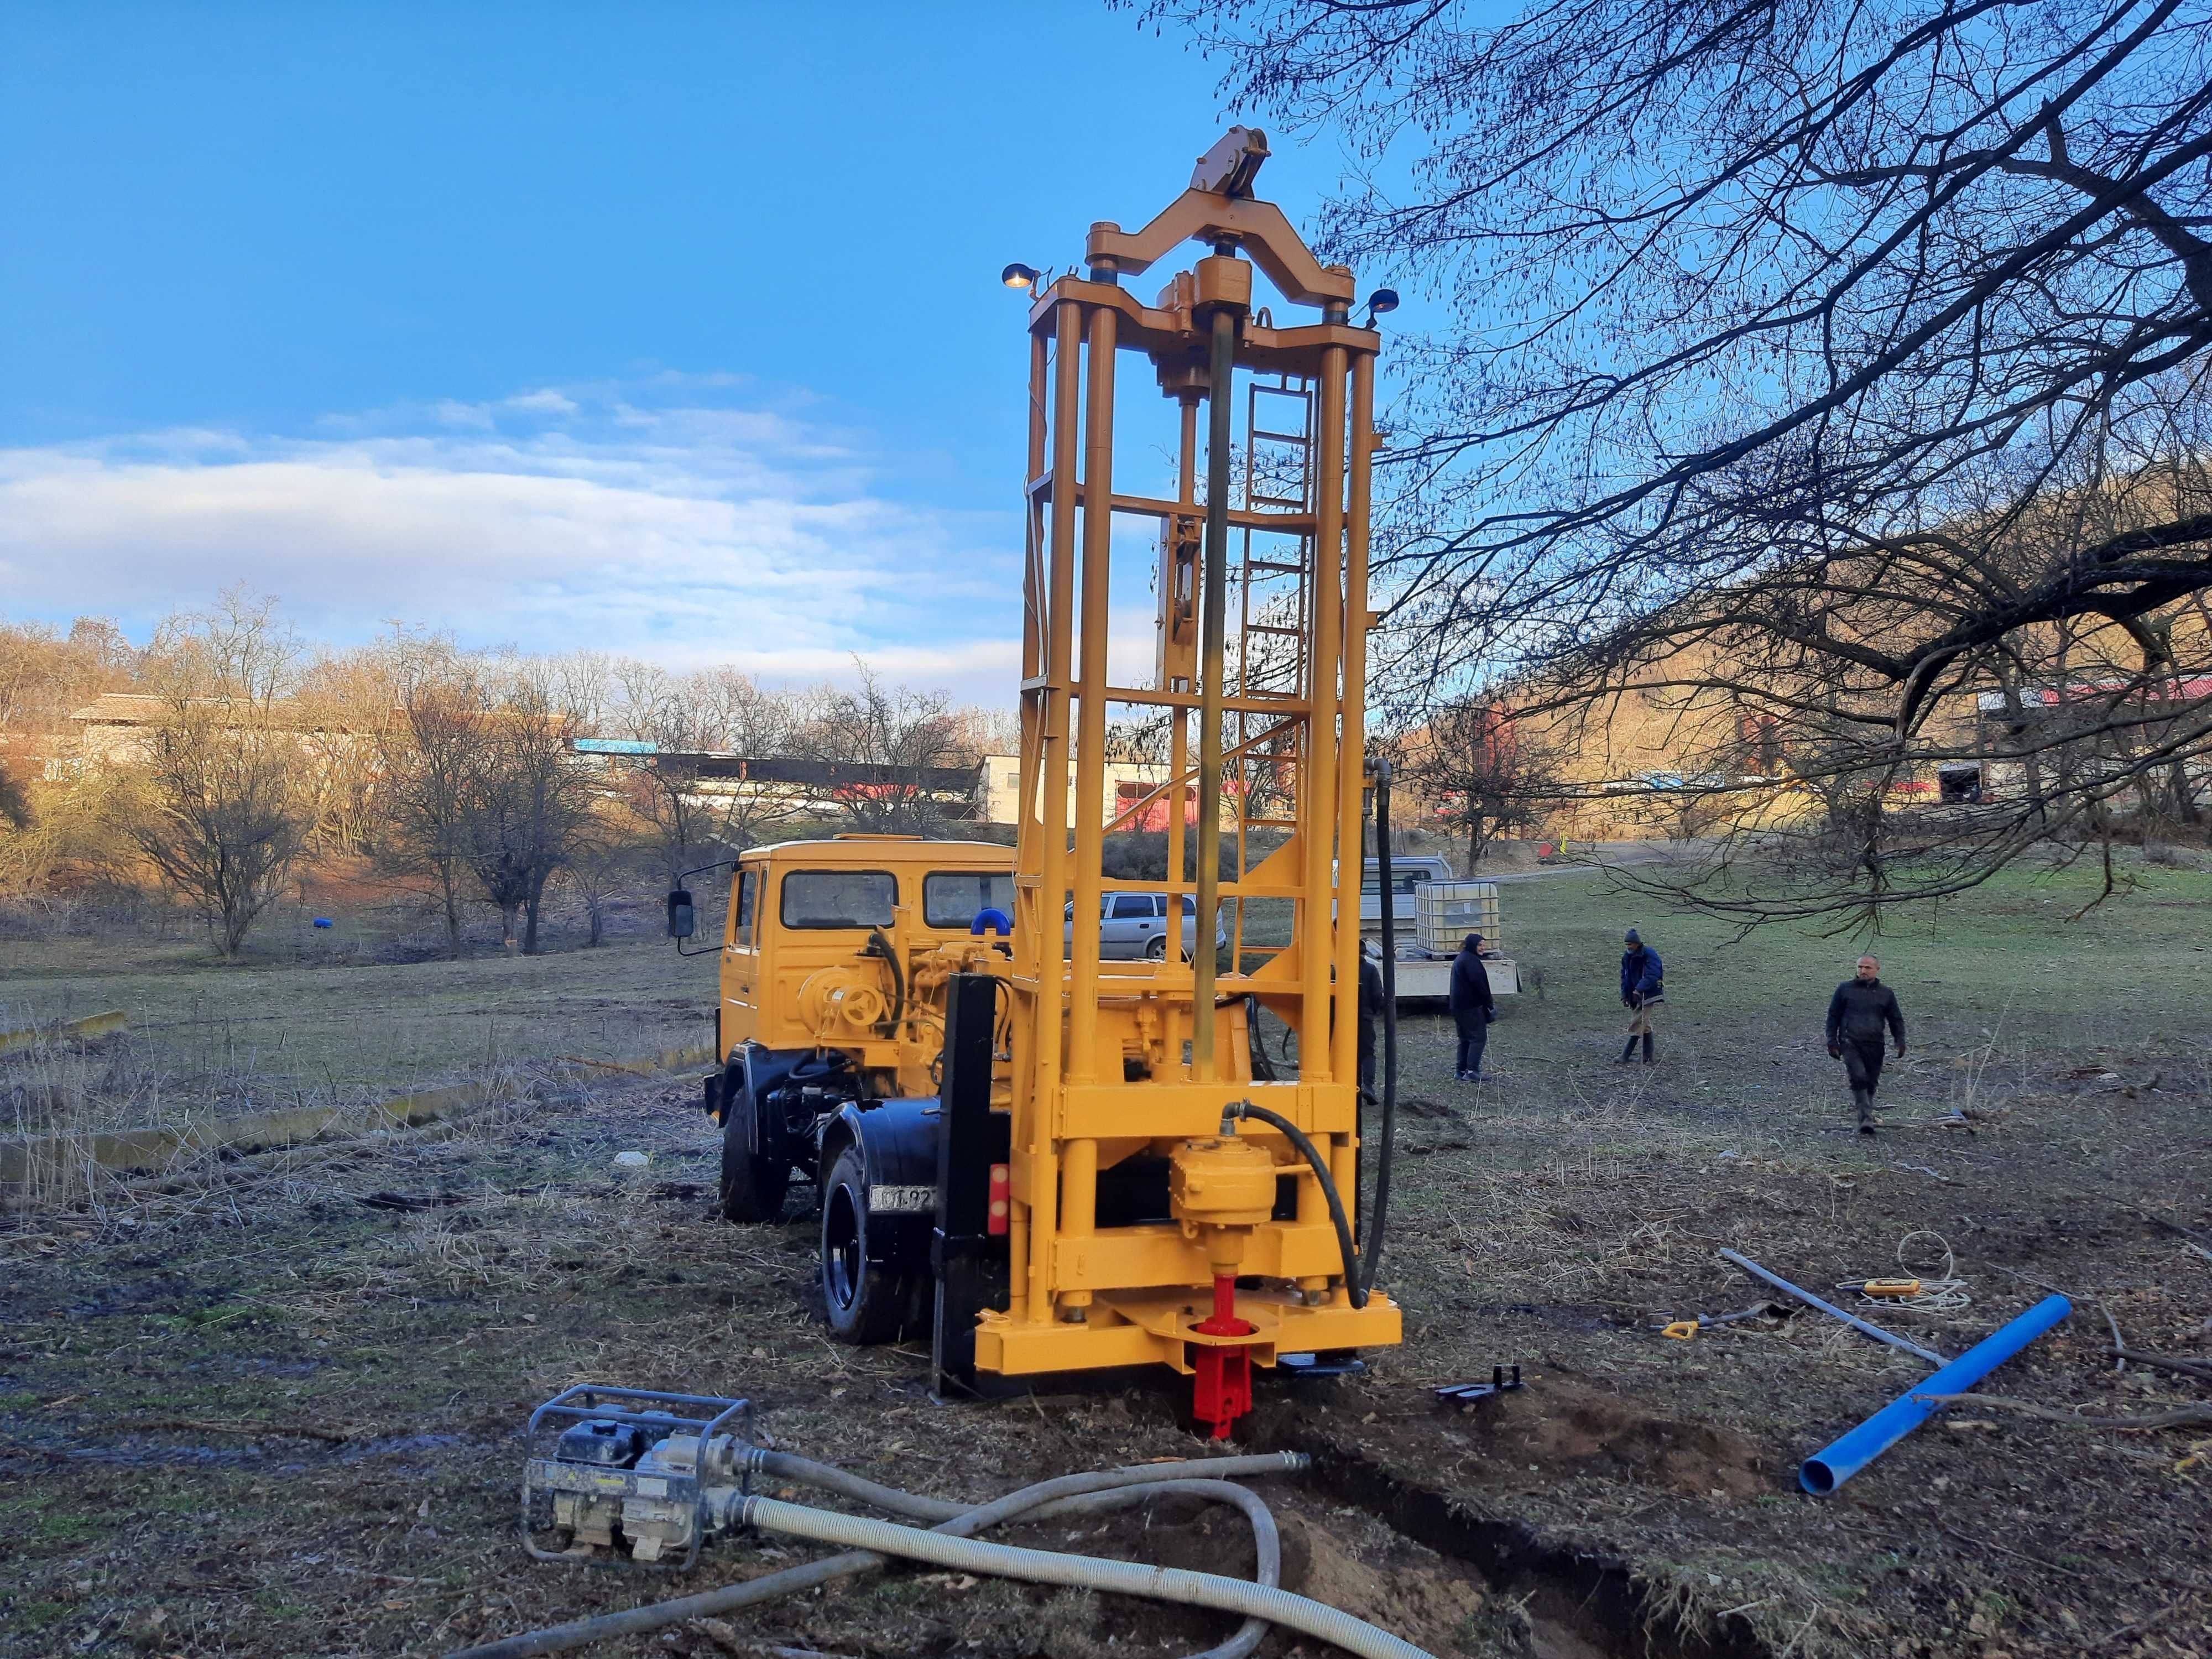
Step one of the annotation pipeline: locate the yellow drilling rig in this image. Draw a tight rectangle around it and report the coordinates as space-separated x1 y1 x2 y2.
666 129 1403 1437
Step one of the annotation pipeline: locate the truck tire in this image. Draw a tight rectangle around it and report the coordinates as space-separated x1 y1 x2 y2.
819 1144 916 1345
719 1088 789 1224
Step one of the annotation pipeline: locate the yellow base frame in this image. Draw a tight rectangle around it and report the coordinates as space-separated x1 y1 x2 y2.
976 1287 1402 1378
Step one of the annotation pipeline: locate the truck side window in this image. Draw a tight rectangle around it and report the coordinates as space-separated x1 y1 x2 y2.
733 869 757 946
923 871 1016 928
781 869 898 929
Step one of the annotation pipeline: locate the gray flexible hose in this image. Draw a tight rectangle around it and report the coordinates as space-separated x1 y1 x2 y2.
448 1452 1306 1659
749 1447 970 1521
741 1495 1433 1659
984 1478 1280 1659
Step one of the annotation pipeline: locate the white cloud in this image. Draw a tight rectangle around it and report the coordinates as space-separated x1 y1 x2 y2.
0 382 1027 701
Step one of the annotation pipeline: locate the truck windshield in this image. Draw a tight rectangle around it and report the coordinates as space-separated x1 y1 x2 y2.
923 870 1016 928
1361 867 1428 895
780 869 898 929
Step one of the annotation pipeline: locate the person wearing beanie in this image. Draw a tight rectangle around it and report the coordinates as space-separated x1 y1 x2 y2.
1618 928 1663 1063
1448 931 1495 1080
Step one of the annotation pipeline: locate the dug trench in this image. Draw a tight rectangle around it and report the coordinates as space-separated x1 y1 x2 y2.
1244 1392 1774 1659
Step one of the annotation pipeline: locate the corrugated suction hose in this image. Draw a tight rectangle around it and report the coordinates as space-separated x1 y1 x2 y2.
446 1452 1406 1659
739 1494 1432 1659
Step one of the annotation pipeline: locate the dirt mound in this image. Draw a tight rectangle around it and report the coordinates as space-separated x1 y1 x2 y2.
1464 1375 1766 1498
1278 1511 1489 1653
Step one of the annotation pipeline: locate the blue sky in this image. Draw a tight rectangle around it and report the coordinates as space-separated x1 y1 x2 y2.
0 3 1386 701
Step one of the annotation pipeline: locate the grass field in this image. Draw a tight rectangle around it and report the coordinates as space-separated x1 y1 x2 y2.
2 855 2206 1657
0 934 716 1122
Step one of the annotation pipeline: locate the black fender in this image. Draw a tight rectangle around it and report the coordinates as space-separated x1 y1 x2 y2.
818 1097 941 1272
738 1045 844 1161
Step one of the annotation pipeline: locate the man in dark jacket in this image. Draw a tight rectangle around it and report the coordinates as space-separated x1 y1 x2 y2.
1357 940 1386 1097
1827 954 1907 1132
1448 932 1495 1081
1618 928 1663 1063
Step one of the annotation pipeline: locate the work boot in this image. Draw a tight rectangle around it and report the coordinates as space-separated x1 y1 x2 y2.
1641 1034 1655 1064
1619 1038 1639 1063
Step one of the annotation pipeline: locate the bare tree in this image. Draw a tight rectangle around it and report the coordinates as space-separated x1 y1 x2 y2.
611 660 797 880
124 593 313 957
790 664 972 836
1155 0 2212 921
557 801 640 948
457 658 595 954
294 645 403 860
382 639 485 957
1396 701 1564 868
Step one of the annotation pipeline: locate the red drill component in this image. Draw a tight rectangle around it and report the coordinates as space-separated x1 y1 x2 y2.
1191 1273 1255 1439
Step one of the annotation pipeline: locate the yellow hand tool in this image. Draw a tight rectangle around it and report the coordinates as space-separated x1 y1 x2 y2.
1860 1279 1922 1298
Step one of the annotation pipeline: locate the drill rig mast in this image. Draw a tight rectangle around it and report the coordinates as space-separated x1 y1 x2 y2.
976 129 1401 1432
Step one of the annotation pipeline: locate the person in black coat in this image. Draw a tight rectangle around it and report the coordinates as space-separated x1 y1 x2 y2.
1827 954 1907 1132
1357 941 1386 1097
1448 932 1495 1081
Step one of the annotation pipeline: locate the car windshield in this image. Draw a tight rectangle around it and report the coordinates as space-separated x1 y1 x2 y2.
923 870 1016 929
780 869 898 929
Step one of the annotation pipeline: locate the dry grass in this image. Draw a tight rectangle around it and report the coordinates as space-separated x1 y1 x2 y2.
4 859 2209 1658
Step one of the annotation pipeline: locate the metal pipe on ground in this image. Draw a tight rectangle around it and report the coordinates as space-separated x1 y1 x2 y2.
1719 1248 1948 1366
1801 1294 2073 1494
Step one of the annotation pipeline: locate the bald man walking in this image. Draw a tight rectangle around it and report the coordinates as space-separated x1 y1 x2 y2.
1826 955 1906 1133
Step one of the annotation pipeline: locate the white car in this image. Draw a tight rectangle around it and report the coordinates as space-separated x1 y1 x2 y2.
1064 893 1230 961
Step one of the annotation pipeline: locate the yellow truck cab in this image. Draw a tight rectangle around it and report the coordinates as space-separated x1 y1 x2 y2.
671 835 1016 1340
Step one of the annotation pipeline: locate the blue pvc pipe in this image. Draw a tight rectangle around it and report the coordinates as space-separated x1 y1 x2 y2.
1799 1294 2071 1495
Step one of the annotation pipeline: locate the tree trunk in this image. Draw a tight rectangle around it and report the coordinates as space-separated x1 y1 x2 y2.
521 885 543 956
2169 759 2201 826
437 860 465 958
500 901 521 952
221 900 252 959
585 899 604 947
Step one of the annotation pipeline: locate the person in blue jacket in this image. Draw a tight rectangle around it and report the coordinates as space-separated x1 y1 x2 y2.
1448 932 1495 1081
1618 928 1663 1064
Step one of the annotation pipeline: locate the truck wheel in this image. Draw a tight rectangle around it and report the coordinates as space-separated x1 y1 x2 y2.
820 1145 914 1345
719 1094 789 1224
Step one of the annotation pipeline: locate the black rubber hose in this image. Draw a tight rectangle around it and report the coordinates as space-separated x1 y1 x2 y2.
865 927 906 1040
1361 761 1398 1296
1227 1102 1366 1310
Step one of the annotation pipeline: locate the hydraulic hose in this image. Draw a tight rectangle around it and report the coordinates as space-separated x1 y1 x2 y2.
865 927 907 1040
449 1452 1307 1659
1227 1102 1366 1310
739 1495 1432 1659
1361 760 1399 1295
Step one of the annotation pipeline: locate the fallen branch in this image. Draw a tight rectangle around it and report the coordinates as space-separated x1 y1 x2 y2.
1938 1524 2096 1581
2112 1347 2212 1382
1916 1394 2212 1430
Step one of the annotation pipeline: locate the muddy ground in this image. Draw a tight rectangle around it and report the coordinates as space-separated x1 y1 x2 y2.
4 864 2210 1658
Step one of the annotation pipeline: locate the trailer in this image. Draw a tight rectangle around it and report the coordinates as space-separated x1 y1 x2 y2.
1363 860 1519 999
